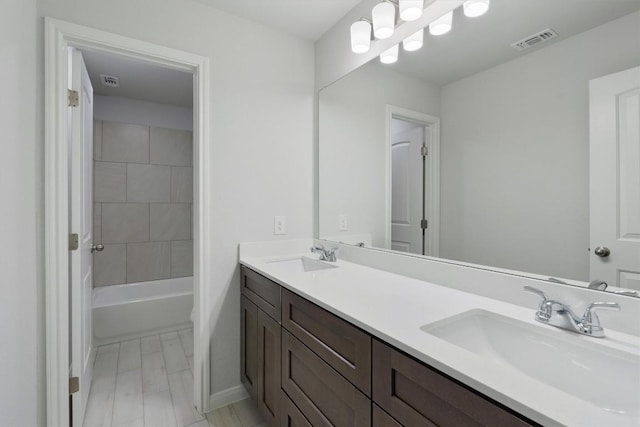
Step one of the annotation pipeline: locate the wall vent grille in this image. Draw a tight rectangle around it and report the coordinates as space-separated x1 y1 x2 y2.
511 28 558 51
100 74 120 88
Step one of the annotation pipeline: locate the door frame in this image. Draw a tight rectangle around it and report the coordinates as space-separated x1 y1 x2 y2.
44 18 212 426
385 105 440 256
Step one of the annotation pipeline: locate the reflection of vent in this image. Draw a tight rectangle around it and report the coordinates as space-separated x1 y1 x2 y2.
511 29 558 51
100 74 119 87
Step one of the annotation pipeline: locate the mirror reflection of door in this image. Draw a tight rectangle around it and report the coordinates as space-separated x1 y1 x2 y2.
391 118 428 255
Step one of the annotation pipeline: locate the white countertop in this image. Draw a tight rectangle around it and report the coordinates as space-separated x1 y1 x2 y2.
240 250 640 427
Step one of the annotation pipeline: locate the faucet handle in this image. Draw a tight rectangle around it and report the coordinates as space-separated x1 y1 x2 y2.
524 286 552 320
582 302 620 324
524 286 549 302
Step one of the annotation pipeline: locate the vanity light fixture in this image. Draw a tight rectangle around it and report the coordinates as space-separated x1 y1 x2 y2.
372 1 396 39
350 19 373 53
403 29 424 51
429 10 453 35
380 44 399 64
399 0 424 21
463 0 490 17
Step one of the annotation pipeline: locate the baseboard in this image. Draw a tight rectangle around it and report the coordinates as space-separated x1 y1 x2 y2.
208 385 250 411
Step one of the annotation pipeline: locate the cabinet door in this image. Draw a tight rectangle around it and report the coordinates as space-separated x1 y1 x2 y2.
372 339 533 427
241 266 281 321
282 330 371 426
257 308 281 426
373 405 402 427
241 295 258 401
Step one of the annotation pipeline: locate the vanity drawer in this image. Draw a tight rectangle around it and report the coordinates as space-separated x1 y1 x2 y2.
241 266 281 322
280 390 312 427
372 339 534 427
281 330 371 426
282 289 371 395
373 405 403 427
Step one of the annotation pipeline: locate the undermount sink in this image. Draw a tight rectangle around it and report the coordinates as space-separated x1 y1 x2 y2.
421 309 640 419
265 256 338 273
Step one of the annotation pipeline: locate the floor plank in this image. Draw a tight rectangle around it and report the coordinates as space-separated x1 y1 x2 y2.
118 339 142 373
162 338 190 374
143 389 178 427
168 369 205 426
142 351 169 395
112 369 144 426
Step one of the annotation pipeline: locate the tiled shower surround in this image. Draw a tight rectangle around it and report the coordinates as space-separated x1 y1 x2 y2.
93 120 193 286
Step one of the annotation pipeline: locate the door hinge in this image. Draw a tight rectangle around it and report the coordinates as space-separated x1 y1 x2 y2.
69 233 79 251
69 377 79 394
421 145 428 157
68 89 79 107
421 219 428 229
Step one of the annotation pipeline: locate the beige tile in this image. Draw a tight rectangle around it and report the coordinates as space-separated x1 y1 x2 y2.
94 162 127 202
102 121 149 164
94 120 102 161
171 167 193 203
150 127 192 166
118 339 141 373
162 338 189 374
171 240 193 278
168 370 204 426
102 203 149 244
150 204 191 241
93 244 126 287
93 203 102 244
112 369 143 426
143 390 178 427
141 335 162 355
127 164 171 203
127 242 171 283
142 351 169 395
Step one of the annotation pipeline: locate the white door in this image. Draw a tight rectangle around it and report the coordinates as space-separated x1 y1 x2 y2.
589 66 640 290
70 49 94 426
391 120 426 254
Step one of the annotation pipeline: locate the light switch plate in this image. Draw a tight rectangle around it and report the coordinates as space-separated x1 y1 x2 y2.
338 214 348 231
274 216 286 235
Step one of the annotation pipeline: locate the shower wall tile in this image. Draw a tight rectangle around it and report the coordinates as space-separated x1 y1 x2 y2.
102 121 149 164
102 203 150 244
150 204 191 241
94 120 102 161
127 242 171 283
150 127 192 166
94 244 127 287
171 240 193 278
94 203 102 243
127 164 171 203
170 167 193 203
94 162 127 202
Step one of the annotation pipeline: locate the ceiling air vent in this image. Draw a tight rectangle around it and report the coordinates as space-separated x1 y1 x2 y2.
511 28 558 51
100 74 120 88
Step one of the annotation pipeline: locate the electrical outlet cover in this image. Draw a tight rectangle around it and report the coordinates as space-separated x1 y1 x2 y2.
274 216 286 235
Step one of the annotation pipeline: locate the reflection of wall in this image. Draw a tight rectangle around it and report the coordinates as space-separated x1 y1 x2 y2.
93 115 194 287
440 11 640 280
319 62 440 246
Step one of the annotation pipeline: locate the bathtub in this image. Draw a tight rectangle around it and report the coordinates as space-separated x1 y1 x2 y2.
93 277 193 346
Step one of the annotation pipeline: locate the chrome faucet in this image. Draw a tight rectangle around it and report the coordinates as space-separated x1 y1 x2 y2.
524 286 620 338
310 244 339 262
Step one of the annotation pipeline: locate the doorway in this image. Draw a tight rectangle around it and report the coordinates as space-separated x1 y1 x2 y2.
44 18 212 427
385 105 440 257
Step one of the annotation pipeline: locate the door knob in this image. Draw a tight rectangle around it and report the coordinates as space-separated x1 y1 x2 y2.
594 246 610 258
91 244 105 253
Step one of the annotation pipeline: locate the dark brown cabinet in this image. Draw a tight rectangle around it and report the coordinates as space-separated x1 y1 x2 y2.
241 266 537 427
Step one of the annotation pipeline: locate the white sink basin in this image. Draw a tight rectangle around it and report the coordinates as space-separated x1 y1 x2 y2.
265 257 338 273
421 309 640 419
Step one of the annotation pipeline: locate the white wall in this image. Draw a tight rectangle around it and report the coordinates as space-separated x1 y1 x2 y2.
94 95 193 131
37 0 315 403
319 61 440 246
0 0 44 426
440 12 640 280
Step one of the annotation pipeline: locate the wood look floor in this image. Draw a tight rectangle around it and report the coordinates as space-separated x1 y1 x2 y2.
84 328 265 427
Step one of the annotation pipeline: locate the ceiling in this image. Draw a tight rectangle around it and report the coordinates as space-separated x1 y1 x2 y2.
81 49 193 107
377 0 640 86
190 0 361 40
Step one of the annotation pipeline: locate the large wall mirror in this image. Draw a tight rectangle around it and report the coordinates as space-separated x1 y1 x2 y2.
318 0 640 295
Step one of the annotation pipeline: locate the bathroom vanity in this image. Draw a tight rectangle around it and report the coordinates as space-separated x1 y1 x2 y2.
238 240 640 427
240 265 532 426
